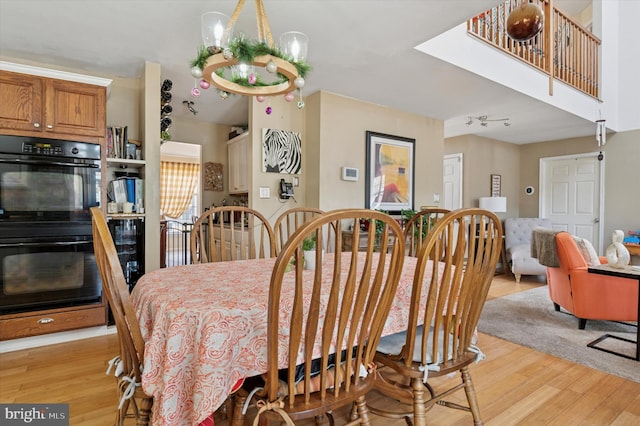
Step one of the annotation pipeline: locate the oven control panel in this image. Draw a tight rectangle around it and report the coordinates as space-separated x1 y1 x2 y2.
22 142 65 156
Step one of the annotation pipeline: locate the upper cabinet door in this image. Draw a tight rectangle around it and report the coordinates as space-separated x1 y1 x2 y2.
0 70 106 140
0 71 44 132
45 78 106 138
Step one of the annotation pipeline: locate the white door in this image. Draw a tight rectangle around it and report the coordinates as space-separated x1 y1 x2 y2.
443 153 462 210
540 153 603 251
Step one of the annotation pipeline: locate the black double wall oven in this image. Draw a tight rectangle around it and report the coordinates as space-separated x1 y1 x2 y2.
0 135 102 315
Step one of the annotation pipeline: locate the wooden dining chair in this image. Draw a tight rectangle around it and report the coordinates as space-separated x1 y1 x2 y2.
404 208 450 256
371 208 503 426
273 207 324 255
91 207 153 425
190 206 276 263
233 209 405 425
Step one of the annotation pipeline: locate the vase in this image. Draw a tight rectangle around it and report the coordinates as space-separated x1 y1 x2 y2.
303 250 316 270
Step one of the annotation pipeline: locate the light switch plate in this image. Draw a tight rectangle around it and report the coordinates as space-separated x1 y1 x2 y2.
259 187 270 199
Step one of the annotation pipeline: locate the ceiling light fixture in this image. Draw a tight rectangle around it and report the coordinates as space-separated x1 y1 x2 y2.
466 115 511 127
190 0 311 113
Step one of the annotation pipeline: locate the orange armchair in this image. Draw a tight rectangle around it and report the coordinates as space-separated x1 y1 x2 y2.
547 232 639 329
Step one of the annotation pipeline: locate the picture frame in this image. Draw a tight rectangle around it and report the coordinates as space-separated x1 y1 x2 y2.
204 162 224 191
491 173 502 197
365 131 415 213
262 128 302 174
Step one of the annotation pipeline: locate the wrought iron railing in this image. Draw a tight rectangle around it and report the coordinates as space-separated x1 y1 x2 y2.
161 220 193 267
467 0 600 98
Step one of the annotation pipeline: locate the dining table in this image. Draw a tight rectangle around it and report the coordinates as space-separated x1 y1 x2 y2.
131 253 437 426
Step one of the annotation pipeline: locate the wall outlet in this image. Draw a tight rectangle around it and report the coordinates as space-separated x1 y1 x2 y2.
259 187 270 199
433 193 440 203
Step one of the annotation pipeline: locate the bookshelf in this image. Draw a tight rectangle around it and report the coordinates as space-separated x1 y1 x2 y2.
106 157 145 218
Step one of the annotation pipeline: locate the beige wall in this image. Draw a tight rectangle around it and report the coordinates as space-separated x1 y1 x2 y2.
445 135 520 219
248 94 306 224
446 129 640 256
306 91 444 213
169 117 230 209
520 129 640 250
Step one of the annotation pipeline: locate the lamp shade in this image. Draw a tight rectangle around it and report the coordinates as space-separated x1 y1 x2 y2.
479 196 507 213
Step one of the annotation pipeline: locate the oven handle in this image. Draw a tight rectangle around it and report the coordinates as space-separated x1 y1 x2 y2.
0 240 92 248
0 158 99 168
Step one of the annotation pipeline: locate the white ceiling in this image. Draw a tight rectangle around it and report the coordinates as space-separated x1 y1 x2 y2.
0 0 594 145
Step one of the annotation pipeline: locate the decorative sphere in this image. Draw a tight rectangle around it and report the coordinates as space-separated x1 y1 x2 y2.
284 92 295 102
266 60 277 73
199 79 210 89
191 87 201 97
265 106 272 115
256 95 266 103
248 73 257 85
297 100 305 109
191 66 203 79
219 91 229 100
223 48 234 60
294 77 305 89
506 3 544 42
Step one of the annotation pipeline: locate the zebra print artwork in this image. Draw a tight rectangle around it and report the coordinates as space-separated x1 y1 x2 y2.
262 128 302 174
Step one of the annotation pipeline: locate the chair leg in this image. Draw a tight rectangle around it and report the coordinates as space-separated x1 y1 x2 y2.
230 393 247 426
353 396 372 426
461 367 483 426
136 397 153 426
411 377 428 426
514 273 521 283
578 318 587 330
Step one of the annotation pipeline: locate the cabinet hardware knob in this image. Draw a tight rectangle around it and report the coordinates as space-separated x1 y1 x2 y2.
33 122 40 128
38 317 54 324
47 124 53 129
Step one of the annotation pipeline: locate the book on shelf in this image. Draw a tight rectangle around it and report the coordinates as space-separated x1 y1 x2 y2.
106 125 129 159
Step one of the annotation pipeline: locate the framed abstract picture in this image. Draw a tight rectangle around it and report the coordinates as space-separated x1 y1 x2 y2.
365 131 415 213
262 128 302 174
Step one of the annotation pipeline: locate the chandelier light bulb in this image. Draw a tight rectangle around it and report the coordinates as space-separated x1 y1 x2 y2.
284 92 295 102
201 12 231 53
280 31 308 62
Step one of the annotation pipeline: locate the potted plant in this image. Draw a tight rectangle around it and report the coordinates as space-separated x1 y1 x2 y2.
302 235 317 270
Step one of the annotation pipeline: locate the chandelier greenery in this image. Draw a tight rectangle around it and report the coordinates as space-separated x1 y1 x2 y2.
190 0 311 107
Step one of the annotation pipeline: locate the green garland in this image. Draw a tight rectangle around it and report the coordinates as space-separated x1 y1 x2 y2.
190 36 311 90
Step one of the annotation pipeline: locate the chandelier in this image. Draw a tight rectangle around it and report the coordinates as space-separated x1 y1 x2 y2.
466 115 511 127
190 0 311 112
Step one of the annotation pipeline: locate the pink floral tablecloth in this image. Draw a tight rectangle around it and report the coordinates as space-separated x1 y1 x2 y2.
131 254 427 426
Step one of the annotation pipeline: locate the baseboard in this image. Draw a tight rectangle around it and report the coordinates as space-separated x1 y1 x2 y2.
0 325 117 353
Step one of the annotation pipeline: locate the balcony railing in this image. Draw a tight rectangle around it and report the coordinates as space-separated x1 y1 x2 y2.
467 0 600 98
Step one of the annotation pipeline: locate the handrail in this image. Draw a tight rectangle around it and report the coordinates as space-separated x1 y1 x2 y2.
467 0 600 99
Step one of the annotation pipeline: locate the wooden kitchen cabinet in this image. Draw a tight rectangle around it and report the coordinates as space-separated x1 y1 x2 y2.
227 132 250 194
0 69 106 140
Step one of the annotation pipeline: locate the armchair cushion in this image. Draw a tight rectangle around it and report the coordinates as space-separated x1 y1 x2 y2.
574 237 600 266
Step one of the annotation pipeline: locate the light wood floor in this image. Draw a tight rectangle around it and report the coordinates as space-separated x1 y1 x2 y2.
2 274 639 425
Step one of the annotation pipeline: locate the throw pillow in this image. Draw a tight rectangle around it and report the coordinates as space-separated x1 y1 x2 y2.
574 237 601 266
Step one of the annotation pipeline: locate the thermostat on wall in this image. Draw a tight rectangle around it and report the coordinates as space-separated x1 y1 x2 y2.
341 167 359 181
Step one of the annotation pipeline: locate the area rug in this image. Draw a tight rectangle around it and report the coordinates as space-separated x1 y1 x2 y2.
478 286 639 383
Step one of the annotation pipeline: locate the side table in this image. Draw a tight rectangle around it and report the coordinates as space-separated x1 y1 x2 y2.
586 264 640 361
